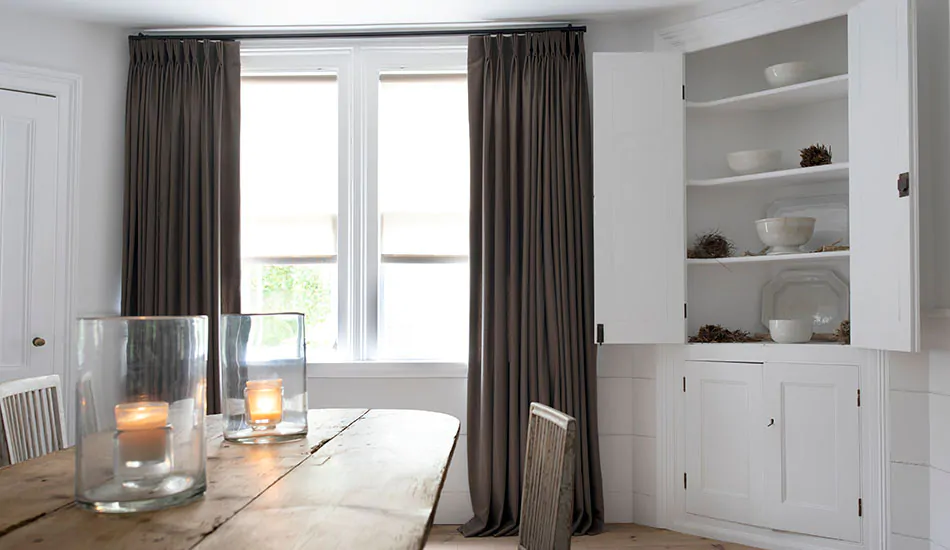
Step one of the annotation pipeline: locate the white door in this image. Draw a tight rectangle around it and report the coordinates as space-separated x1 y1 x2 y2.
0 89 59 384
683 361 764 525
849 0 919 352
762 362 861 542
592 53 685 344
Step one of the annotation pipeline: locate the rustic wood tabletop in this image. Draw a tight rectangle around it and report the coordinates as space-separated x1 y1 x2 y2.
0 408 460 550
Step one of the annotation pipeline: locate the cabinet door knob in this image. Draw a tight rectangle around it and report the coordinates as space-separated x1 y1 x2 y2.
32 337 46 348
767 418 775 427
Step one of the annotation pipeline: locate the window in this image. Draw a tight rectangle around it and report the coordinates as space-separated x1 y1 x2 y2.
240 42 469 363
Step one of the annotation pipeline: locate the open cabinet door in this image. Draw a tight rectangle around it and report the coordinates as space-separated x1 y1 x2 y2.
592 53 685 344
849 0 920 352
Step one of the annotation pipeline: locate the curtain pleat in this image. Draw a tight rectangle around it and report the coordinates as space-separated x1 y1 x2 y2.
121 38 242 414
463 30 604 537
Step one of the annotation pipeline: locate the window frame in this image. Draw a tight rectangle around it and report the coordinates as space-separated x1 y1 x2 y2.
240 38 469 362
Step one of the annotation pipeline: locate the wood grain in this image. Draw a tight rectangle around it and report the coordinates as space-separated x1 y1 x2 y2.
0 409 370 550
0 447 74 535
194 409 461 550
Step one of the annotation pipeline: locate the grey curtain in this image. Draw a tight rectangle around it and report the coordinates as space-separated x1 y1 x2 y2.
121 38 242 414
463 31 604 537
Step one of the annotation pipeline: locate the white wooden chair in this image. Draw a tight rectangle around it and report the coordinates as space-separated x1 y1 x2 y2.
519 402 577 550
0 375 66 465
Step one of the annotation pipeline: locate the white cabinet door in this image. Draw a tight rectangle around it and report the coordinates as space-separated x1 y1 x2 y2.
0 89 59 384
592 53 685 344
763 362 861 542
683 361 764 525
849 0 919 352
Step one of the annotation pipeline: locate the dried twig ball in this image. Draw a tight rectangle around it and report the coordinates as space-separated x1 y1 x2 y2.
800 143 833 167
689 324 755 344
688 230 735 259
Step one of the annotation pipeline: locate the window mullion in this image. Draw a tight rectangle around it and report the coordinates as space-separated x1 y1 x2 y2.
361 51 381 360
337 52 357 361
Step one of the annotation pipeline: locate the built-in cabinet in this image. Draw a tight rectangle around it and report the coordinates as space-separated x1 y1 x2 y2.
683 360 860 542
591 0 947 548
592 0 922 353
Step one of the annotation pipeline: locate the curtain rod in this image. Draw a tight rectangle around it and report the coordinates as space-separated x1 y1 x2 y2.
134 24 585 41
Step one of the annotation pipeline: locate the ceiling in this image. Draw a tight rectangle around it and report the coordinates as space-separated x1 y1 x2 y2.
0 0 703 29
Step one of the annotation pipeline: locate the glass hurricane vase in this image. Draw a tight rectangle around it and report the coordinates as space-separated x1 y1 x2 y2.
75 316 208 513
220 313 308 444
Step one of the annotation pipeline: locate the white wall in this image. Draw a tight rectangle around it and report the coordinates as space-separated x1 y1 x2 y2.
0 9 128 318
888 320 950 550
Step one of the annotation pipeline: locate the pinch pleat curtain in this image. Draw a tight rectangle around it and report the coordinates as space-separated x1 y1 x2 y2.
121 38 242 414
463 31 604 537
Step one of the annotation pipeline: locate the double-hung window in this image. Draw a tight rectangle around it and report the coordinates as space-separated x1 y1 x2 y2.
240 40 469 363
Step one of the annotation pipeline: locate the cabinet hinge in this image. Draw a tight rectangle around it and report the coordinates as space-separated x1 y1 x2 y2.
858 498 863 517
683 376 687 392
684 302 688 318
684 472 688 489
857 389 861 407
596 324 604 345
682 85 686 100
898 172 910 198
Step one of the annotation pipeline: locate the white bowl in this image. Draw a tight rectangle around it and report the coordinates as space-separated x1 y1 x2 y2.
769 319 814 344
727 149 781 175
755 217 816 254
765 61 820 88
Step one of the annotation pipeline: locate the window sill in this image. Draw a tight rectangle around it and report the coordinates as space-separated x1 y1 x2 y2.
306 361 467 379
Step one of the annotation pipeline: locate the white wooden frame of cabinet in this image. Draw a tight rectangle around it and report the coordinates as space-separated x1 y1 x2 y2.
644 1 901 548
662 345 886 550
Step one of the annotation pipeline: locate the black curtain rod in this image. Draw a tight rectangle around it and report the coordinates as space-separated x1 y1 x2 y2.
135 24 585 41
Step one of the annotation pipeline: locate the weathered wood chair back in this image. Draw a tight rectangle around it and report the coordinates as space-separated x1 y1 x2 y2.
519 402 577 550
0 375 66 464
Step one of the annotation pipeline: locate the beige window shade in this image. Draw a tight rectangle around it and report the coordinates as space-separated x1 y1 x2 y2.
380 212 467 257
242 213 338 259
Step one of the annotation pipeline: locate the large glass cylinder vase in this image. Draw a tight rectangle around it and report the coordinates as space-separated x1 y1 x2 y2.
221 313 308 443
75 316 208 513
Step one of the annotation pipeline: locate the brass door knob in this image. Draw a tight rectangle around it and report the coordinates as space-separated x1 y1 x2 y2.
32 337 46 348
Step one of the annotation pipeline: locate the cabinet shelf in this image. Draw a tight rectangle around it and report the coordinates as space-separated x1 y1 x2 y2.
686 75 848 112
687 250 850 266
688 163 849 189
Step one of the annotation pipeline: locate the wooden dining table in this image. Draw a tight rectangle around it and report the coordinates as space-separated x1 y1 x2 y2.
0 409 460 550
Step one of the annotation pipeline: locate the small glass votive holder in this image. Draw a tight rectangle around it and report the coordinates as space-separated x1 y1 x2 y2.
75 316 208 513
221 313 308 444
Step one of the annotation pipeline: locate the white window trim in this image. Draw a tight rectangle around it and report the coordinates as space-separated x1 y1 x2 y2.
240 37 469 363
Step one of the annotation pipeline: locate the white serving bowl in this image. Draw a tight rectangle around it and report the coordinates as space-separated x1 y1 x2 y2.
727 149 782 175
755 217 816 255
764 61 820 88
769 319 814 344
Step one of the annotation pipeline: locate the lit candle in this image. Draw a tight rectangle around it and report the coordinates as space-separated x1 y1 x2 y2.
245 379 283 428
114 401 171 475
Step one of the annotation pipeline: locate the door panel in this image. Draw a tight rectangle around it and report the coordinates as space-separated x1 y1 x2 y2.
592 53 685 344
0 89 59 383
684 361 764 525
849 0 918 351
763 362 861 542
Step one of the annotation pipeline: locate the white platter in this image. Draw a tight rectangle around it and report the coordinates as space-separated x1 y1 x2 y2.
761 269 850 333
766 194 848 251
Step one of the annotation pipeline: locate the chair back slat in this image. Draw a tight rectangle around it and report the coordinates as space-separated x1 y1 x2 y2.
519 402 576 550
0 375 66 465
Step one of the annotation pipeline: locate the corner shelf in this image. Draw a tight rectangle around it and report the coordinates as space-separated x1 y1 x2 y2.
687 250 850 266
688 163 849 189
686 74 848 113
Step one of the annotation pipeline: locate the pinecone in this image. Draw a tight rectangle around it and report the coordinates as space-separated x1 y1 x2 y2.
799 143 833 167
834 320 850 345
